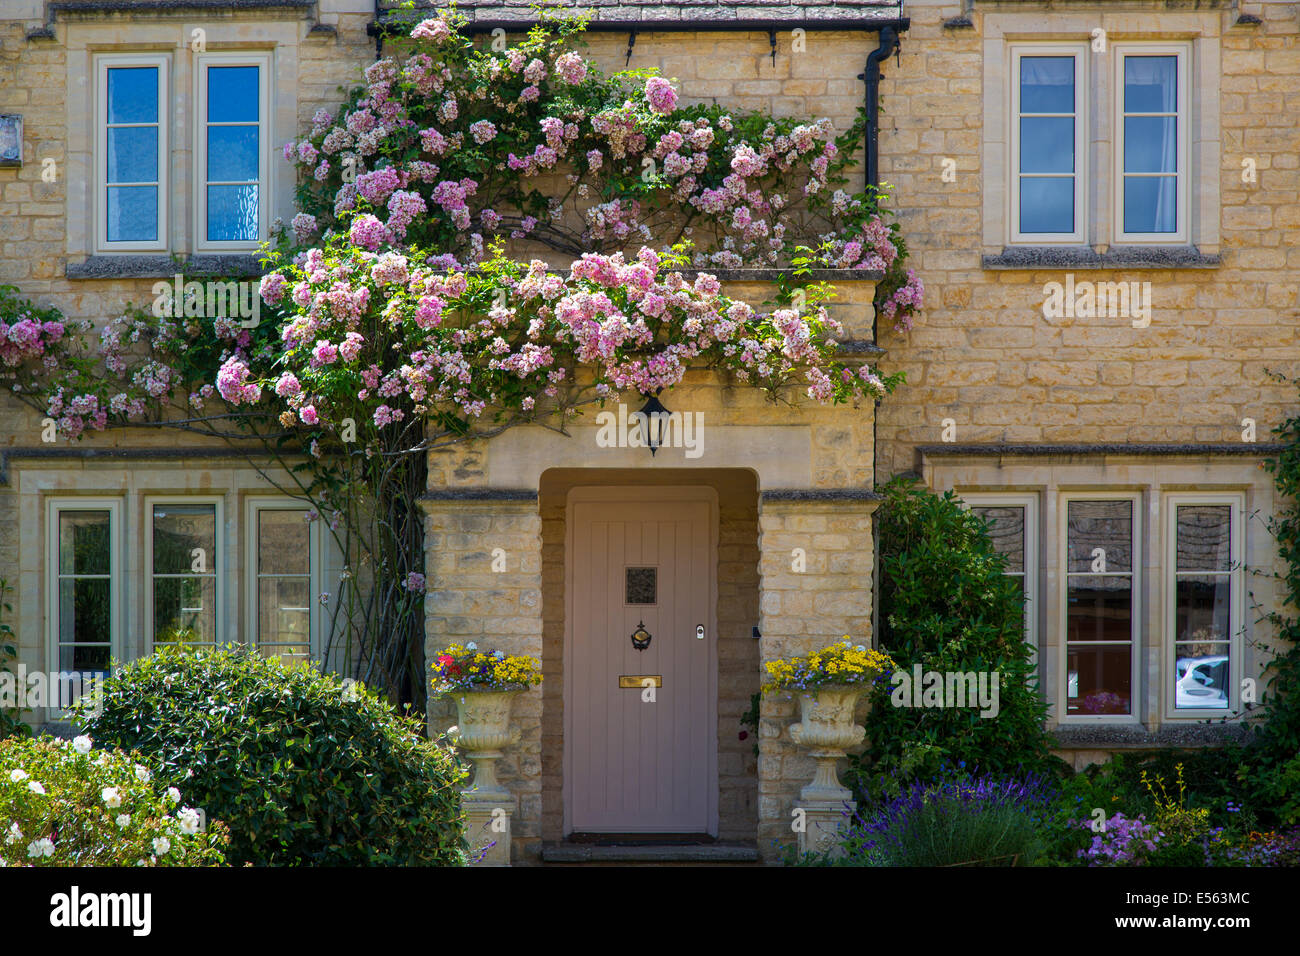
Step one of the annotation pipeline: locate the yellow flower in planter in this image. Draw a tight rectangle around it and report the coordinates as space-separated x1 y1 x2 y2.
430 642 543 695
762 637 895 695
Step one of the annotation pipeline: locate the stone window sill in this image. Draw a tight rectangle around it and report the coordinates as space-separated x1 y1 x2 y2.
982 247 1221 271
1052 723 1252 749
66 254 264 280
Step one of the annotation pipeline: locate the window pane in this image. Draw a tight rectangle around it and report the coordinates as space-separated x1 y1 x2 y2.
1067 501 1133 572
1175 574 1230 643
1175 647 1230 709
153 576 216 644
59 642 111 675
58 577 110 646
1124 55 1178 113
1067 646 1131 715
58 511 110 575
626 567 657 605
207 184 259 241
1123 177 1177 234
1176 506 1231 572
153 504 216 574
1020 178 1074 234
1124 116 1176 174
1067 577 1132 642
1020 117 1075 174
258 511 310 575
107 66 158 124
207 125 259 183
106 185 158 242
1019 56 1074 113
971 506 1025 573
107 127 158 183
258 578 310 644
208 66 260 123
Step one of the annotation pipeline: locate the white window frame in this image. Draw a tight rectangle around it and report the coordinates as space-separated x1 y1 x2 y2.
960 492 1039 663
194 51 272 252
245 498 322 662
144 496 225 653
1113 43 1191 245
95 54 168 253
45 497 123 718
1009 43 1088 246
1163 492 1243 721
1058 492 1143 723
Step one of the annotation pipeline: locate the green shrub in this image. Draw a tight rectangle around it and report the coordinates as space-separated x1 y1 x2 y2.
849 478 1061 794
0 734 228 866
79 645 469 866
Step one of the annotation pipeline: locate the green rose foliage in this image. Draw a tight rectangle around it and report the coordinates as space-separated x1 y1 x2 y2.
848 477 1061 794
79 645 470 866
0 735 229 867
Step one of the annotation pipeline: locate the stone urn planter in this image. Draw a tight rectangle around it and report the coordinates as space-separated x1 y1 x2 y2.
788 684 869 804
450 689 522 801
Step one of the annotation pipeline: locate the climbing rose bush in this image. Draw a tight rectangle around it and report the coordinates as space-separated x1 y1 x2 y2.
221 237 896 448
281 10 922 326
0 735 228 867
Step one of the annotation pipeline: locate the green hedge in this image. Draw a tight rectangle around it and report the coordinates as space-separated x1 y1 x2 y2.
849 478 1060 793
79 645 469 866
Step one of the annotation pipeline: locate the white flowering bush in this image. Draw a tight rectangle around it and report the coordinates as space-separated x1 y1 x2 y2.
0 735 228 867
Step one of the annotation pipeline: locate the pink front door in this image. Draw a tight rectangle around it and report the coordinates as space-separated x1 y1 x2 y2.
564 487 718 835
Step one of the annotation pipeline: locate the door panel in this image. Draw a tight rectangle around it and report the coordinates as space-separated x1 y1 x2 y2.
566 489 717 834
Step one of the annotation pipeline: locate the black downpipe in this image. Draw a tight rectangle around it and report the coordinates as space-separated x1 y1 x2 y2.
861 24 900 194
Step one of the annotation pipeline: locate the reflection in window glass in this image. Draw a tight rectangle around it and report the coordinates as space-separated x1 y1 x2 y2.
971 505 1029 638
1122 54 1178 234
205 64 261 242
105 65 160 242
256 510 312 665
152 504 217 646
1173 505 1231 710
56 511 112 676
1018 55 1077 235
1065 500 1134 716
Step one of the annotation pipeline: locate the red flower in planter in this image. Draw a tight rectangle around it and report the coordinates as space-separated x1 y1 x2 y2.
437 655 461 676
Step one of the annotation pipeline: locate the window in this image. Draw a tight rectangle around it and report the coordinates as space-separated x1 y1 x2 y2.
247 501 318 664
196 54 270 250
1061 496 1140 719
1166 495 1241 715
1011 46 1086 244
147 499 221 648
1115 45 1188 243
46 500 121 710
96 55 168 251
962 493 1038 657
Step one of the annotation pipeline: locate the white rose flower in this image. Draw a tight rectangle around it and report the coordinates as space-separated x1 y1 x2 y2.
101 786 122 809
72 735 93 755
166 787 181 806
134 764 151 784
5 822 22 845
115 814 131 829
8 769 27 783
152 837 171 856
26 837 54 858
27 781 45 795
178 807 202 835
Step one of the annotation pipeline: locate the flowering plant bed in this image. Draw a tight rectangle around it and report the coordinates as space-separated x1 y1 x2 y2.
430 643 544 695
0 735 228 867
762 638 896 694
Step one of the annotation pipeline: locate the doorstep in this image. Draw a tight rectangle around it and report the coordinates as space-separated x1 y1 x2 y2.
541 841 761 864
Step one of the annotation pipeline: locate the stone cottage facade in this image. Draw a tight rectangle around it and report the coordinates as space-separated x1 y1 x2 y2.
0 0 1297 865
